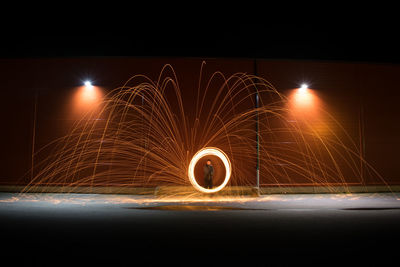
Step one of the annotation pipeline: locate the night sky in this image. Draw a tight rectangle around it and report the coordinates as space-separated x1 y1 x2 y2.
2 16 399 63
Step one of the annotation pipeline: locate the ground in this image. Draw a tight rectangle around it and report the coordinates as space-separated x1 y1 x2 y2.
1 192 399 266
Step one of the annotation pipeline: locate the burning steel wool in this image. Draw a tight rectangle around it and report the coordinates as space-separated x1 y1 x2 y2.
24 63 385 195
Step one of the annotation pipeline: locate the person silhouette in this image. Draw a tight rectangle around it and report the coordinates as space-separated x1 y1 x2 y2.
203 159 214 189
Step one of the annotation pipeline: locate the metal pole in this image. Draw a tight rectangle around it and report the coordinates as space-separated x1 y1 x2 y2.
359 93 365 186
31 90 38 182
254 59 260 193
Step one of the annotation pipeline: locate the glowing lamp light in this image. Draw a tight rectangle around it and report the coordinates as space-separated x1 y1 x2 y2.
294 83 313 106
299 83 308 93
73 80 102 109
84 81 93 90
188 147 232 193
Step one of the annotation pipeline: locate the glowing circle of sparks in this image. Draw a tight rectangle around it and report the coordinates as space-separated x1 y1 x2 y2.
188 147 232 193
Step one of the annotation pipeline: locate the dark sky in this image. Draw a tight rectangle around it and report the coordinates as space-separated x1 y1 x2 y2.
2 15 399 63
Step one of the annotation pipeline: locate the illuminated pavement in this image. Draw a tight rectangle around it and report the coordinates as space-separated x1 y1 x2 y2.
1 193 400 266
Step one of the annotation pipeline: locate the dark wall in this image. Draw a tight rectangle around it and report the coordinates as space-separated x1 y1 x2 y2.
258 60 400 185
0 58 399 186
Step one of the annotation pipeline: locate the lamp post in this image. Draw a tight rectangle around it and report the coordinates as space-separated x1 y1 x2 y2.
254 59 260 194
31 89 38 182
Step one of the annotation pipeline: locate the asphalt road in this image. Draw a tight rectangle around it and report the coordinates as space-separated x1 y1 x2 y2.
1 193 399 266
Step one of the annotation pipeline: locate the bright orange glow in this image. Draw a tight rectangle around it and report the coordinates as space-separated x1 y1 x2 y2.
285 87 335 136
286 87 326 132
70 86 104 117
287 87 320 114
293 87 314 107
81 85 97 101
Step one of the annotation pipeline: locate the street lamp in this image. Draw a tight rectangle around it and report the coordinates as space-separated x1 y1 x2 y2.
299 83 308 93
84 81 93 90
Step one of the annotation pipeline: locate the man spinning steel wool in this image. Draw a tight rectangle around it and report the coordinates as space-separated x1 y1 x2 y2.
203 159 214 189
